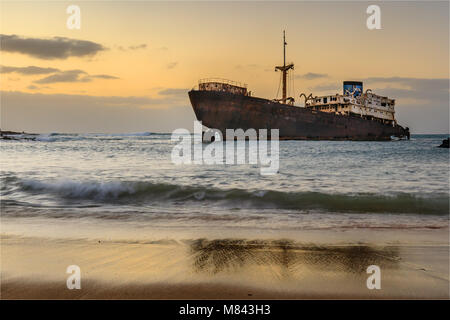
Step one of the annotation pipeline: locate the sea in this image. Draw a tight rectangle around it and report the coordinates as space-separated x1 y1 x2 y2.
1 133 449 243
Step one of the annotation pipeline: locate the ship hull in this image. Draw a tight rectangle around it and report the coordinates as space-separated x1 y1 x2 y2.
188 90 410 141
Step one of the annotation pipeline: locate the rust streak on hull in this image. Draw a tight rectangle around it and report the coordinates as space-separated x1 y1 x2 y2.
189 90 409 141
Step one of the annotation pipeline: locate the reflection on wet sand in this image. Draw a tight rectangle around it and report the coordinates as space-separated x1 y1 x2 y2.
189 239 400 276
2 234 448 299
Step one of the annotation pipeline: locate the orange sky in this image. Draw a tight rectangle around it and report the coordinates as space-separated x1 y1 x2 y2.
1 1 449 133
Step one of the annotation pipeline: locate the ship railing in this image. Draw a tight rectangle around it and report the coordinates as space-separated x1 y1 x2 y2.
198 78 248 89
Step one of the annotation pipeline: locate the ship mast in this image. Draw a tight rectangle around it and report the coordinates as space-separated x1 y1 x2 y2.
275 30 294 104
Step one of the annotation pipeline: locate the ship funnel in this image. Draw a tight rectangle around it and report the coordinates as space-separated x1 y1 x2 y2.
343 81 363 97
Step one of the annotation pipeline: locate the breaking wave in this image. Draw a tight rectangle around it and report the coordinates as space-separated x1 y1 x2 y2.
8 178 449 215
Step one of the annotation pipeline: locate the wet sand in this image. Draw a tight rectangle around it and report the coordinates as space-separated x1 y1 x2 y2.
1 235 448 299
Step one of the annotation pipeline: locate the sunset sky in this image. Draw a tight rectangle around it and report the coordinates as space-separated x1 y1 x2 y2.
1 1 449 133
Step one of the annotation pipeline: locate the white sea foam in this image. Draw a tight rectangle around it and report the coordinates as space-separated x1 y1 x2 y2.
21 179 136 200
35 134 57 142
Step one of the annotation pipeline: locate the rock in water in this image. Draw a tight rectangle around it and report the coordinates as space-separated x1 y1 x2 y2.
438 138 449 148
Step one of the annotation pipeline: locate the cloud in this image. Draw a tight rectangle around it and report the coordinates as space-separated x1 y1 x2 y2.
296 72 328 80
158 88 188 97
363 77 449 103
26 85 39 90
1 63 119 84
117 44 147 51
166 62 178 69
1 65 60 75
0 90 195 133
34 70 88 84
308 83 340 92
1 64 119 84
89 74 120 80
1 34 106 60
34 70 119 84
128 44 147 50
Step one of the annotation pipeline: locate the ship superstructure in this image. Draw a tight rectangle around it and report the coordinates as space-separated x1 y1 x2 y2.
303 81 397 126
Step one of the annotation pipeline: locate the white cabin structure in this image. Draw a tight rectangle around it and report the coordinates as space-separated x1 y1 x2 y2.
303 81 397 126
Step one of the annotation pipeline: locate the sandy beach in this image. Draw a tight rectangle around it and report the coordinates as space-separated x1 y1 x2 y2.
2 232 448 299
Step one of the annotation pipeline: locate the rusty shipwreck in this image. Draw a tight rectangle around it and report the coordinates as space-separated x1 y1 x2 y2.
188 31 410 141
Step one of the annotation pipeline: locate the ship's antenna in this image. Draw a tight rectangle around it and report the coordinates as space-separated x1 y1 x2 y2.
275 30 294 104
283 30 286 67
